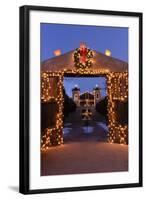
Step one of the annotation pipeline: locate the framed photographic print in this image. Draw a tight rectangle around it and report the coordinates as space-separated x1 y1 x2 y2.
19 5 143 194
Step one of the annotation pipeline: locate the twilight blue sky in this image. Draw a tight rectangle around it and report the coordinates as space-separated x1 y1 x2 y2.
41 23 128 62
41 23 128 97
64 77 106 97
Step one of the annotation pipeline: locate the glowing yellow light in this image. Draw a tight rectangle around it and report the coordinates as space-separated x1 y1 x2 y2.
54 49 61 56
105 49 111 56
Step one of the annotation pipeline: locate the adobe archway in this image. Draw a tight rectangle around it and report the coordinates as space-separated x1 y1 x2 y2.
41 49 128 150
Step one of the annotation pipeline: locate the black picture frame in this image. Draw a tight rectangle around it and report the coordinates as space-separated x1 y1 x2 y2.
19 5 143 194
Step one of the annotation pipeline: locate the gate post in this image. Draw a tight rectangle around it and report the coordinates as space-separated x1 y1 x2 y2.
41 72 64 150
107 72 128 145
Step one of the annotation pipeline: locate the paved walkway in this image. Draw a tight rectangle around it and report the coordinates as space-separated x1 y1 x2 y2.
63 108 108 143
41 142 128 176
41 109 128 176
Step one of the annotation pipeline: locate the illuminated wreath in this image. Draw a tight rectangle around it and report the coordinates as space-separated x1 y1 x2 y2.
74 47 93 68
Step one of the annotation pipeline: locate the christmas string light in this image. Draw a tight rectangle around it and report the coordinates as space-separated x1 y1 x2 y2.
41 69 128 151
107 72 128 145
41 71 64 150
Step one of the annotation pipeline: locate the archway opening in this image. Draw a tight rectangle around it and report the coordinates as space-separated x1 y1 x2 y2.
41 70 128 176
41 70 128 150
63 75 108 143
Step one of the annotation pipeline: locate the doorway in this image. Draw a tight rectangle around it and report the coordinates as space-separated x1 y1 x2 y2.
41 70 128 150
63 76 108 143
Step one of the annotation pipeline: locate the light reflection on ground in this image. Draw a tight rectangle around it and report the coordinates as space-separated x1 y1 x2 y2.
64 123 72 126
63 127 72 136
96 122 109 132
63 122 108 136
82 126 94 134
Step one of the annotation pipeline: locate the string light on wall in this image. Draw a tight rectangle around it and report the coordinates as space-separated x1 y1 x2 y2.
107 72 128 145
41 71 64 150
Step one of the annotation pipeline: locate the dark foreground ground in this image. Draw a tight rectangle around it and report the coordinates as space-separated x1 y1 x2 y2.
41 110 128 176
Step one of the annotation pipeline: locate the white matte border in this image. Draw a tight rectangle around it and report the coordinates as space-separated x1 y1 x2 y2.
29 10 139 190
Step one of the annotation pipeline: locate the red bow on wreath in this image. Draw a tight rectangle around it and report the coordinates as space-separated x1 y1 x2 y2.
79 43 87 63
